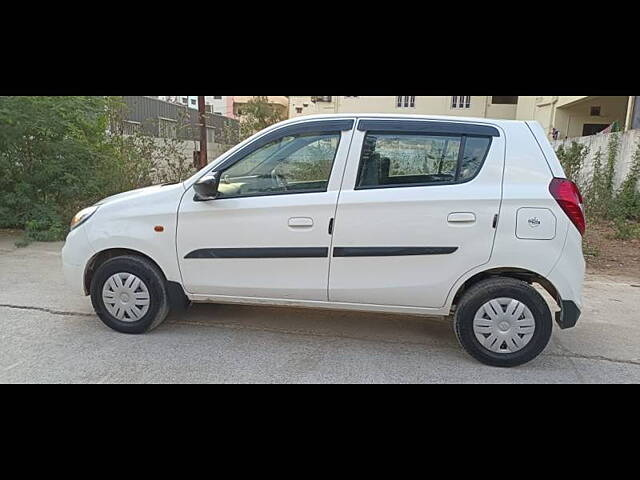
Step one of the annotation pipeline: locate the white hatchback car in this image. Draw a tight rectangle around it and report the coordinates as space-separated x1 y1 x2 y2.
62 114 585 367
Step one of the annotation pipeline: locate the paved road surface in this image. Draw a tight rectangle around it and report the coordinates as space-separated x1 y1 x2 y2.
1 233 639 383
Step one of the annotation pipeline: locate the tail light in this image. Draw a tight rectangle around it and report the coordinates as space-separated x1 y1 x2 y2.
549 178 585 236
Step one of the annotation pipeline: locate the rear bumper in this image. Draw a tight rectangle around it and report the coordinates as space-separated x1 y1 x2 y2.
546 226 585 325
555 300 581 329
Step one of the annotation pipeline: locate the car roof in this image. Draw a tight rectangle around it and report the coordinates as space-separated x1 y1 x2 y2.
281 113 527 129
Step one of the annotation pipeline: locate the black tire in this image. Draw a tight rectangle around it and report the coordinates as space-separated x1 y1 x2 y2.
454 277 552 367
90 255 170 334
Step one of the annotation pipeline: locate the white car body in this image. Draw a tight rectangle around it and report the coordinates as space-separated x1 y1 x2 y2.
62 114 585 329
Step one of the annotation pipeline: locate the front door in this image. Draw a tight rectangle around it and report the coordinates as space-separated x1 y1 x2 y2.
328 119 505 308
177 120 354 301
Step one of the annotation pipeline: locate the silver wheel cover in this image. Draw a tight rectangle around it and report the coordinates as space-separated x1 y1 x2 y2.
472 298 536 354
102 273 150 322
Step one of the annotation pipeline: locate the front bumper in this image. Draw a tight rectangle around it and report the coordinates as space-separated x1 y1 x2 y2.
61 226 96 296
62 260 86 296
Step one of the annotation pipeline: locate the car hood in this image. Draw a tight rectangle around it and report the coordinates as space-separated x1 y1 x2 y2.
95 183 184 206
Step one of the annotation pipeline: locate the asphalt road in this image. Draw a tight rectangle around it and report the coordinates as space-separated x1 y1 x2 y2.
1 232 639 383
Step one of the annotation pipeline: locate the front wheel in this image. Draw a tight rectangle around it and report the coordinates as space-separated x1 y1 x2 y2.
90 255 170 334
454 277 552 367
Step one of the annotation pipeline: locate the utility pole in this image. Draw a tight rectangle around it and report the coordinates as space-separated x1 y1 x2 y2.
198 96 208 168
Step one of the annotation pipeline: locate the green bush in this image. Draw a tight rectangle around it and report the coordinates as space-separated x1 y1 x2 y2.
556 141 589 187
0 96 197 242
613 141 640 221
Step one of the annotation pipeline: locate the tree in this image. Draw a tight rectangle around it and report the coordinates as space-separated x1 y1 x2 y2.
238 96 286 140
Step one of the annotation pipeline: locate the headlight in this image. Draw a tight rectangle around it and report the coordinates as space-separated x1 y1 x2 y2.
70 206 99 231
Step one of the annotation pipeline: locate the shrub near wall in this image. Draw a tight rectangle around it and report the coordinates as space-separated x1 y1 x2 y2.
556 132 640 239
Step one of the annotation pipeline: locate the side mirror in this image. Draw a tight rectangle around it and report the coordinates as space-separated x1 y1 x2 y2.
193 172 221 202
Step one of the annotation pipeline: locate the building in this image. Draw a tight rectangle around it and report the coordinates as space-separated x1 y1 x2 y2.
156 96 199 110
232 96 289 120
119 96 240 163
515 96 638 139
289 96 640 140
205 96 234 117
154 96 290 120
154 96 234 117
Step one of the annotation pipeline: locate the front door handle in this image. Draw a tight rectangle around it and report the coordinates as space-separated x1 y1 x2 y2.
448 212 476 223
289 217 314 228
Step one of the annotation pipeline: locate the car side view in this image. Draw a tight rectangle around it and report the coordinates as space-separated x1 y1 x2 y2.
62 114 585 367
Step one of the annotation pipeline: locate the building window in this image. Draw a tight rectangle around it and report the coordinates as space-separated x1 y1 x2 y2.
213 96 222 99
451 96 471 108
583 123 609 136
396 96 415 108
591 106 601 116
190 99 196 106
345 96 359 98
491 96 518 105
181 97 188 104
296 107 303 114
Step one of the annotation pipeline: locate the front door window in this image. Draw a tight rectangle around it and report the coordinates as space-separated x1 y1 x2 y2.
218 133 341 198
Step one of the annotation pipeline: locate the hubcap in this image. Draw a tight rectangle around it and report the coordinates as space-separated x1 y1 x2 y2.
472 298 536 354
102 273 150 322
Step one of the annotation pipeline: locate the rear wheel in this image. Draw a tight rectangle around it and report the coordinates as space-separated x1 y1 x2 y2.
90 255 170 334
454 277 552 367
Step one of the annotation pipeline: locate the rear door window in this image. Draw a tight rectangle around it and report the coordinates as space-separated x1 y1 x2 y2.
356 132 491 189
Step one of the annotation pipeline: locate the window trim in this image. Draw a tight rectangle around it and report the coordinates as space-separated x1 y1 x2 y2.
215 131 344 200
357 119 500 137
353 130 493 191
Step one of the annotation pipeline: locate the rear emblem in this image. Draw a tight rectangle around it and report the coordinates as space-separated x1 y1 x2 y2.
528 217 541 228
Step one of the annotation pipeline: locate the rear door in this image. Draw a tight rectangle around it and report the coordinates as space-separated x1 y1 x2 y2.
328 119 505 308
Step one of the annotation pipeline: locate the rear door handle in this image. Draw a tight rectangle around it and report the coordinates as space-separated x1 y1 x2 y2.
448 212 476 223
288 217 314 228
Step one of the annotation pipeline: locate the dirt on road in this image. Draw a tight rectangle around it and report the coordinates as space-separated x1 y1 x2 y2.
584 222 640 282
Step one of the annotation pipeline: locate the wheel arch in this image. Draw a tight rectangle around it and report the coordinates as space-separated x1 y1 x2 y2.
84 248 189 311
449 267 560 312
84 248 166 295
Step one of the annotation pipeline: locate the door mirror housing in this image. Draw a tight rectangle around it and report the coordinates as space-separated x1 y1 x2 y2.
193 172 221 201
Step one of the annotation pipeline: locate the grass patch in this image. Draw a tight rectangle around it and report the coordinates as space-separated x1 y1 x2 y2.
14 236 31 248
